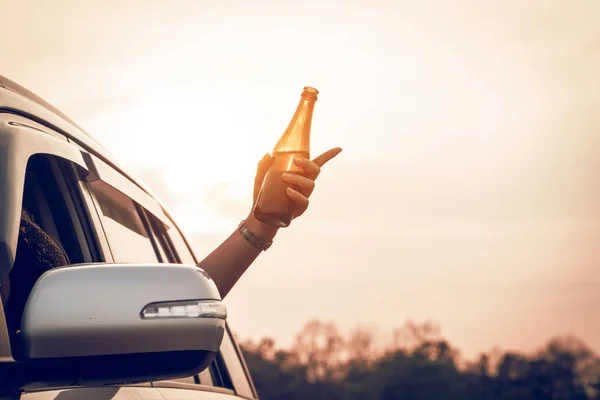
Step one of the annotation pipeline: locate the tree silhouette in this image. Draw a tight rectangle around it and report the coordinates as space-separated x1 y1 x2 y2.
291 319 346 382
238 320 599 400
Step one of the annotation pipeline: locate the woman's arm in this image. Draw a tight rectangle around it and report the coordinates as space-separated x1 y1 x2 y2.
198 213 278 298
197 148 342 298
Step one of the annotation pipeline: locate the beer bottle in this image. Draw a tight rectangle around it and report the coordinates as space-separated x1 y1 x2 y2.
253 86 319 227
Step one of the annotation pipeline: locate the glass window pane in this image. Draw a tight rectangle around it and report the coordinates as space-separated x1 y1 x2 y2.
198 368 214 386
168 224 197 265
89 180 159 263
219 330 254 398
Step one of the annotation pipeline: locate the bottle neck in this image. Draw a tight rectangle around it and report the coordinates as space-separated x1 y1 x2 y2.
273 96 315 154
291 96 316 129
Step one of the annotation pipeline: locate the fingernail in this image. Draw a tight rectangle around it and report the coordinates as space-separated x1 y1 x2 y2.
293 157 302 164
282 173 292 181
286 187 296 194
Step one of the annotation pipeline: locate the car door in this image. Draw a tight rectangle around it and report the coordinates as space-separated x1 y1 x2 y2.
0 114 258 400
0 114 166 399
78 149 258 399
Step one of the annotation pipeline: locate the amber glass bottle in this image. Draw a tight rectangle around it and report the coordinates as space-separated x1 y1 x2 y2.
253 86 319 227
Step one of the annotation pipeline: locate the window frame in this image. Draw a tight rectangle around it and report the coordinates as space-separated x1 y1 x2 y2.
0 113 90 279
145 210 179 264
53 157 106 263
138 206 169 263
76 179 114 262
0 115 103 269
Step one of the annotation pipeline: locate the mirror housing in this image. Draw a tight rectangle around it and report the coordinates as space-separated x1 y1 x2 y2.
0 263 226 392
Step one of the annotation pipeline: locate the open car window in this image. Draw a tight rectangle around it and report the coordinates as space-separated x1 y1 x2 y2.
0 116 89 279
4 153 99 358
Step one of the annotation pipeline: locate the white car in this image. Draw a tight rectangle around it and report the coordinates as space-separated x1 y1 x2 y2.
0 74 259 400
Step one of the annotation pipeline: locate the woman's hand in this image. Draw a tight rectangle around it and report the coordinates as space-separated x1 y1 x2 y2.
204 147 342 298
252 147 343 221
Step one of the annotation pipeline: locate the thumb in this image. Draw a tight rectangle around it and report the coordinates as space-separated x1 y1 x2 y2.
253 153 273 205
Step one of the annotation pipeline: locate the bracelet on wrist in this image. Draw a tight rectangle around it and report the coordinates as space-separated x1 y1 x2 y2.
238 219 273 251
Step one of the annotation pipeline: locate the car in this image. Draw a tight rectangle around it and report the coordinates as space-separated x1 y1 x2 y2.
0 74 260 400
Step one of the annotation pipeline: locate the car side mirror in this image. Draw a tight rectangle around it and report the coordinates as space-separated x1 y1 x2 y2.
0 263 225 392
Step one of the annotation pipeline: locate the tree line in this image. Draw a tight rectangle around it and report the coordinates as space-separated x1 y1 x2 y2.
237 319 600 400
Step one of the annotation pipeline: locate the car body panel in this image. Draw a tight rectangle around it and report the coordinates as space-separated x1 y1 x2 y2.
0 75 260 399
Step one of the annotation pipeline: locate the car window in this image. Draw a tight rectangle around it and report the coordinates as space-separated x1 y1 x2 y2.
5 153 97 354
197 367 214 386
142 216 254 394
218 327 255 399
143 212 170 263
154 223 242 392
141 212 206 386
20 155 93 265
144 212 197 266
88 180 160 263
144 212 179 264
167 223 197 265
113 182 255 397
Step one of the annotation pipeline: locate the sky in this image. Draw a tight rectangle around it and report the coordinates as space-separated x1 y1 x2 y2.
2 0 600 359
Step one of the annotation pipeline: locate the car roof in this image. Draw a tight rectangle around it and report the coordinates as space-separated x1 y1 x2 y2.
0 74 161 203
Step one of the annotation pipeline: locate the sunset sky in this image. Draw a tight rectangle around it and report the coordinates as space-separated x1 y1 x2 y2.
2 0 600 359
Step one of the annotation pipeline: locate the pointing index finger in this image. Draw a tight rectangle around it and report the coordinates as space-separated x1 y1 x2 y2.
312 147 343 167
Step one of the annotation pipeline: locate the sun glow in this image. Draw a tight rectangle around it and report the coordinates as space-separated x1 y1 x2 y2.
96 87 278 234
